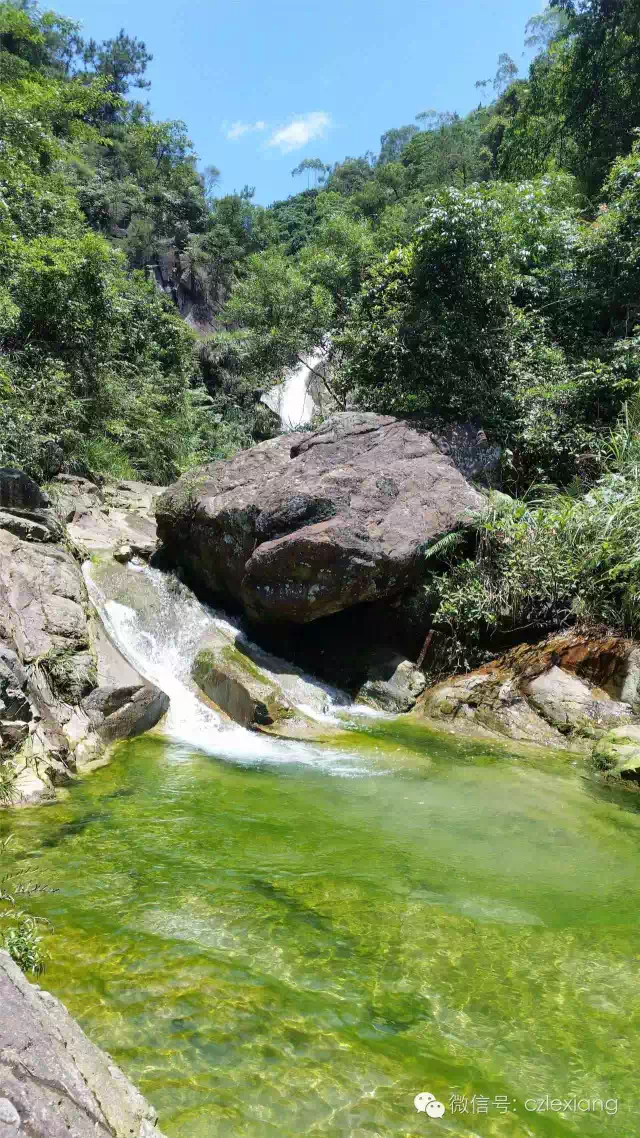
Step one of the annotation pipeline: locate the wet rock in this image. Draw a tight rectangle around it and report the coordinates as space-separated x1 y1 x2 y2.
193 640 301 731
0 522 170 803
81 683 169 744
357 656 426 713
156 412 483 625
130 538 156 561
113 543 133 564
0 950 166 1136
592 725 640 785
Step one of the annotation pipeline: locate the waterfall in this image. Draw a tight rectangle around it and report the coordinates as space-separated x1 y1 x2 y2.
262 351 325 429
84 562 372 773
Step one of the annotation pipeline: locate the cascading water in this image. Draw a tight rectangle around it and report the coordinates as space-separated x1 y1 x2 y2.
84 561 373 773
261 350 325 429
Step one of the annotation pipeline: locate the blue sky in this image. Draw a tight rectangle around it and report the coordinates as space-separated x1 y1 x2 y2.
55 0 539 205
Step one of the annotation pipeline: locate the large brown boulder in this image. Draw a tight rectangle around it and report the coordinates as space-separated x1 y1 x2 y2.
156 413 484 624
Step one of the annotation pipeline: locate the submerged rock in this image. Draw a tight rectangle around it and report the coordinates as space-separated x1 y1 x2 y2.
156 412 483 625
0 950 166 1137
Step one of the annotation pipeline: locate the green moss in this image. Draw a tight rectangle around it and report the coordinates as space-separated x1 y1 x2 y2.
219 643 267 683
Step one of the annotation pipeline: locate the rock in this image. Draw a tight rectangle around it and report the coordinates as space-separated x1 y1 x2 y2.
357 656 426 713
53 476 163 554
525 666 633 733
156 412 484 625
113 543 133 564
130 538 156 561
0 469 49 512
0 721 29 751
0 950 166 1137
0 1097 20 1126
419 671 573 749
0 469 61 542
416 632 640 750
592 724 640 785
81 683 169 744
0 529 88 669
49 475 103 523
193 641 301 731
0 510 54 543
0 645 30 723
0 525 169 802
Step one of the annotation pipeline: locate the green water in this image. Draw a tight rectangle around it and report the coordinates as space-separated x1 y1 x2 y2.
4 727 640 1137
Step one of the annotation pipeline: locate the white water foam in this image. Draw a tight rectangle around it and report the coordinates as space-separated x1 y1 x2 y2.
84 563 371 774
262 350 325 429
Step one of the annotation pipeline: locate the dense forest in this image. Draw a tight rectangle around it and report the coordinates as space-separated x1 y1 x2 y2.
2 0 640 667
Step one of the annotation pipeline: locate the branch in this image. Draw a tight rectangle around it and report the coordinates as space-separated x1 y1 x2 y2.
296 354 347 410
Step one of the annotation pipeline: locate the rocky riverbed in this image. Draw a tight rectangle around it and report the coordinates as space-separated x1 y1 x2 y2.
4 412 640 803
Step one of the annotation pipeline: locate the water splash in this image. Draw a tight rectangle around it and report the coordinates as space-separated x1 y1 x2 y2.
84 562 369 774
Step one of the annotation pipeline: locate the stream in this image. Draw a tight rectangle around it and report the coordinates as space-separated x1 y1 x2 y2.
3 563 640 1137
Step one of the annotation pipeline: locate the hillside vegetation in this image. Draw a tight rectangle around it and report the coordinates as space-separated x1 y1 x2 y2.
2 0 640 667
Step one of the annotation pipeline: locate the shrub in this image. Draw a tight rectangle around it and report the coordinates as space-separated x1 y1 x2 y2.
424 407 640 674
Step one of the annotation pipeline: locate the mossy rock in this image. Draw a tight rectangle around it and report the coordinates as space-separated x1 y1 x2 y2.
591 725 640 786
193 642 308 733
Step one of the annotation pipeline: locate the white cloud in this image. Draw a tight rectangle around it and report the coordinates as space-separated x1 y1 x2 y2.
266 111 332 154
224 120 267 141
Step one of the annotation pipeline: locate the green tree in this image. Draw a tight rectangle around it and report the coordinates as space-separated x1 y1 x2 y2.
337 185 516 423
291 157 330 188
378 125 419 165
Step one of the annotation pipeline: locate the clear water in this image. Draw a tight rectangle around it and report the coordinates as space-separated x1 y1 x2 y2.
4 725 640 1137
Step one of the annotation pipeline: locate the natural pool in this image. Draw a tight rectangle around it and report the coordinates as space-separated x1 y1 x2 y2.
4 723 640 1137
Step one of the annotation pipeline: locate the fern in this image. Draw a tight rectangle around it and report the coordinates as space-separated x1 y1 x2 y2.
423 531 463 561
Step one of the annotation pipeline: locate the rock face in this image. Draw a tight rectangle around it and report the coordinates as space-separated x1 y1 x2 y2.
0 468 49 514
49 476 162 556
0 950 166 1137
417 633 640 751
0 468 60 541
0 474 170 805
156 413 484 625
